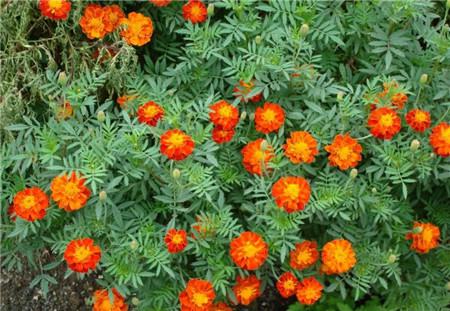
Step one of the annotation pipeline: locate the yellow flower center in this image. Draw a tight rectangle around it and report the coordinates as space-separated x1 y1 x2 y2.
284 279 296 291
284 184 300 200
332 246 347 263
414 111 427 122
190 4 202 18
421 229 433 243
49 0 63 10
192 293 208 307
242 243 259 257
441 128 450 144
303 287 317 300
167 133 185 147
22 195 37 209
262 109 276 122
74 246 91 262
337 146 351 160
64 182 80 197
240 287 254 300
172 233 184 245
219 106 233 118
290 141 309 155
144 106 159 118
253 150 264 161
296 250 311 264
379 114 393 127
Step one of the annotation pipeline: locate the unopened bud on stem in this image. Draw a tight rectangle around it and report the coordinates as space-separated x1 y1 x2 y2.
255 35 262 45
207 3 214 16
240 111 247 121
350 169 358 179
410 139 420 151
419 73 428 84
97 111 106 122
300 24 309 37
99 191 107 202
172 168 181 179
388 254 397 263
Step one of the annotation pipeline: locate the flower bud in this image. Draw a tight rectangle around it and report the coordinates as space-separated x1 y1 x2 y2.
447 0 450 8
430 152 435 158
240 111 247 121
131 297 140 306
130 240 138 250
387 254 397 263
350 168 358 179
446 281 450 291
255 35 262 45
249 112 255 121
207 3 214 16
97 111 106 122
410 139 420 151
337 91 344 101
99 191 107 202
260 140 269 151
419 73 428 84
300 24 309 37
371 187 377 194
172 168 181 179
58 71 67 86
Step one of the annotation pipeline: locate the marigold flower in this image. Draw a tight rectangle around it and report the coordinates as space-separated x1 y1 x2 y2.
230 231 268 270
367 107 401 140
93 288 128 311
289 241 318 271
391 92 408 109
429 122 450 157
405 109 431 132
233 80 262 103
211 302 232 311
283 131 318 164
64 238 101 273
271 177 311 213
50 172 91 212
241 139 274 175
321 239 357 275
406 222 440 254
179 279 215 311
254 102 285 134
296 276 323 305
324 134 362 170
182 0 207 24
137 101 164 126
209 100 239 130
164 229 188 254
212 126 235 144
103 5 125 33
56 102 73 120
276 272 299 298
120 12 154 46
160 129 195 161
12 187 49 222
149 0 172 7
39 0 71 20
117 95 138 108
233 275 261 306
79 4 108 40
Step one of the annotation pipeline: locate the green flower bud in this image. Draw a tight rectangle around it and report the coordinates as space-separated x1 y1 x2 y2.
410 139 420 151
371 187 377 194
130 240 138 250
207 3 214 16
58 71 67 86
99 191 107 202
260 140 269 151
446 281 450 291
337 91 344 101
131 297 140 306
447 0 450 8
255 35 262 45
97 111 106 122
240 111 247 121
300 24 310 37
350 168 358 179
172 168 181 179
249 112 255 121
388 254 397 263
419 73 428 84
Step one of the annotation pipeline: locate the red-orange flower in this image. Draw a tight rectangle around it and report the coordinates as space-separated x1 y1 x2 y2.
233 275 261 306
149 0 172 7
283 131 318 164
271 177 311 213
321 239 357 275
212 126 235 144
164 229 188 254
367 107 401 140
406 222 440 254
391 92 408 110
289 241 319 270
405 109 431 132
120 12 154 46
254 102 285 134
80 4 108 40
179 279 215 311
211 302 232 311
324 134 362 170
296 276 323 305
56 102 73 120
276 272 299 298
103 5 125 33
209 100 239 130
241 139 274 175
160 129 195 161
39 0 71 20
137 101 164 126
233 80 263 103
429 122 450 157
93 288 128 311
182 0 207 24
50 172 91 212
12 187 49 222
117 95 137 108
230 231 268 270
64 238 101 273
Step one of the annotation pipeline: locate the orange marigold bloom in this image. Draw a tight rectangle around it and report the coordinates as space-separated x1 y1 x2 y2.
51 172 91 212
233 275 261 306
93 288 128 311
429 122 450 157
120 12 154 46
391 92 408 110
406 222 440 254
233 80 263 103
230 231 268 270
160 129 195 161
137 101 164 126
12 187 49 222
283 131 318 164
321 239 357 275
164 229 188 254
276 272 299 298
209 100 239 130
405 109 431 133
241 139 274 175
367 107 401 140
254 102 285 134
80 4 108 40
149 0 172 7
289 240 319 270
117 95 137 108
182 0 207 24
103 5 125 33
296 276 323 305
56 102 73 120
271 177 311 213
211 302 232 311
324 134 362 170
212 126 235 144
39 0 71 20
179 279 215 311
64 238 101 273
